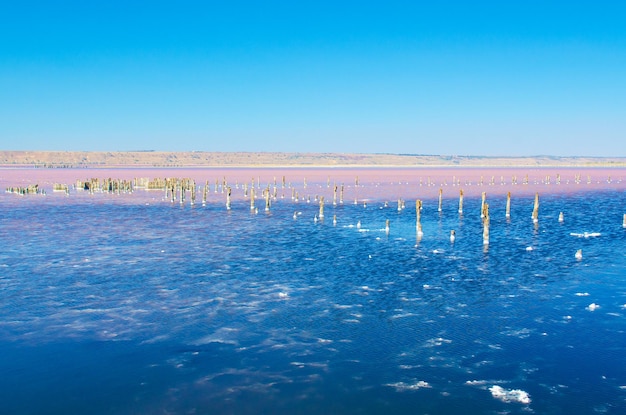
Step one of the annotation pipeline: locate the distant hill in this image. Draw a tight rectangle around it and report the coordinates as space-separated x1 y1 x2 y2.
1 151 624 168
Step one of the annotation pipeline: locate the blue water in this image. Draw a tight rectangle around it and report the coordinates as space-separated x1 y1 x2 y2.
1 182 625 414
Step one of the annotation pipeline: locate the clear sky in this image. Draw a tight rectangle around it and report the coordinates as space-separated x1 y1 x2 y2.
1 1 625 156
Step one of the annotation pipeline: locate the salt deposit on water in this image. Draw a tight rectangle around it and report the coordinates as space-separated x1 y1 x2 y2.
0 167 625 414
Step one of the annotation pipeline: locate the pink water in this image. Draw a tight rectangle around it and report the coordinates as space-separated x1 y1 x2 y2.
2 166 624 203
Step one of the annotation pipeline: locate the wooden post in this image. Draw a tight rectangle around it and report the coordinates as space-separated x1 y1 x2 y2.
623 214 626 228
319 196 325 219
226 186 232 210
480 192 486 218
458 190 464 214
264 187 271 211
202 181 208 206
438 188 443 212
505 191 511 218
333 184 338 206
250 186 255 210
558 212 564 222
385 219 390 235
333 214 337 226
340 184 344 205
532 192 539 223
416 200 423 236
483 202 490 245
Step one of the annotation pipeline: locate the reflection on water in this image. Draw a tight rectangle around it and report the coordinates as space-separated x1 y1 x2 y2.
0 170 625 414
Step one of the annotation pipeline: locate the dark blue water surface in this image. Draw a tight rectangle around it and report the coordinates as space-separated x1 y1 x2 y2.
1 178 625 414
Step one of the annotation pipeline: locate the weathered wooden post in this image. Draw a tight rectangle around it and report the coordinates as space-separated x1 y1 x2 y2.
355 176 359 187
505 191 511 218
202 181 208 206
385 219 390 235
458 189 464 214
340 184 344 205
532 192 539 223
558 212 564 222
226 186 232 210
333 214 337 226
333 184 338 206
438 188 443 212
450 230 456 243
480 192 486 218
483 202 490 245
416 199 423 236
622 214 626 228
319 196 325 219
250 186 255 211
264 187 271 211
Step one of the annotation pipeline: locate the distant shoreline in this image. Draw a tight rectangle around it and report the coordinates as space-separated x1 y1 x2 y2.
1 151 625 168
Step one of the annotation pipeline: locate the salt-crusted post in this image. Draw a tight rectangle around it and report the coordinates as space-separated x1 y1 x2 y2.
623 214 626 228
264 187 271 211
333 214 337 226
558 212 564 222
458 190 464 214
483 203 490 245
438 188 443 212
480 192 486 218
532 192 539 223
319 196 325 219
505 191 511 218
202 181 208 206
385 219 390 235
250 186 255 211
333 184 338 206
226 186 232 210
340 184 344 205
416 200 423 236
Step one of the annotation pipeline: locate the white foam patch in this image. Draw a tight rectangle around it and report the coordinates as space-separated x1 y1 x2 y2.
489 385 531 404
570 232 601 238
424 337 452 347
386 380 431 391
575 292 590 296
587 303 600 311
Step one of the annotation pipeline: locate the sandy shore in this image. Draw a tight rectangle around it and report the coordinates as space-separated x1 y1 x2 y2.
1 151 625 168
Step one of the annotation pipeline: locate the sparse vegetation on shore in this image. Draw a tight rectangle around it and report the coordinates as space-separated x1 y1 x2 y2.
1 151 624 168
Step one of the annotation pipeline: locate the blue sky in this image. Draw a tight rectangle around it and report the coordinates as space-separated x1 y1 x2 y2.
1 1 625 156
